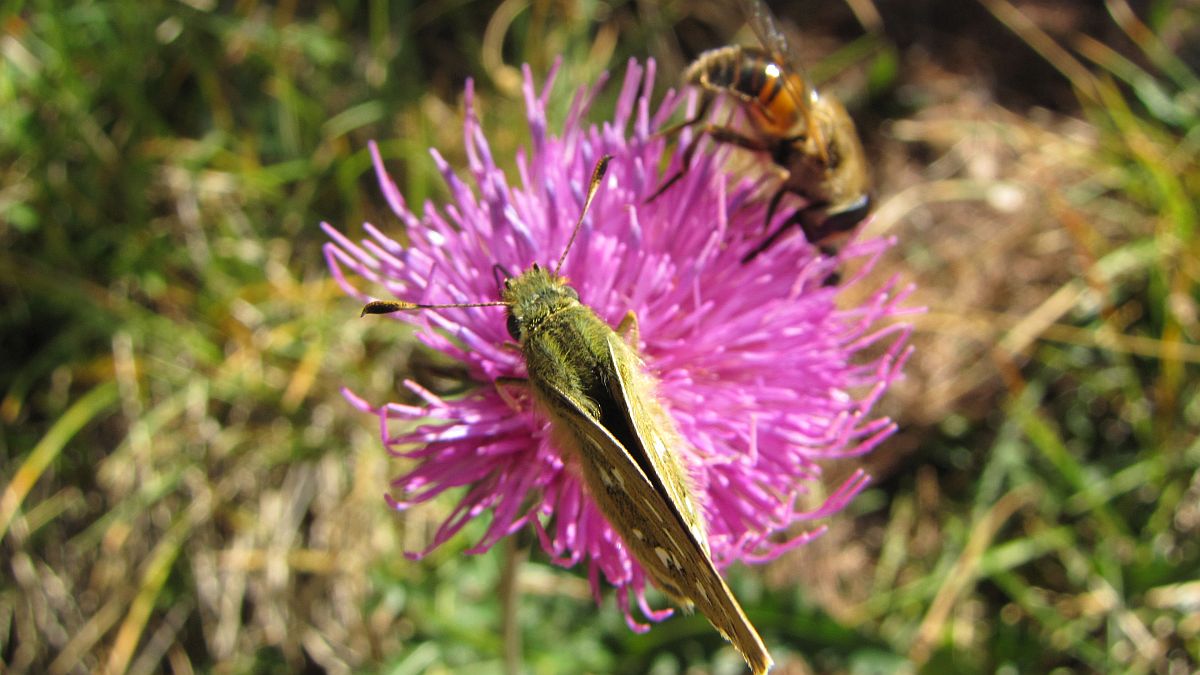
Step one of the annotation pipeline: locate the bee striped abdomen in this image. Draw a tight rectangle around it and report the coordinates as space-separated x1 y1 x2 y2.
685 47 799 134
739 52 784 107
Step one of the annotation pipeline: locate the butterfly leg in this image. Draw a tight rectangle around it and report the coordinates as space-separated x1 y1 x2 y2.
494 376 531 412
616 310 639 348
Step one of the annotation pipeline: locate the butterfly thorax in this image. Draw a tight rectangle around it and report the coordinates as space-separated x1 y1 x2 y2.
502 265 613 411
504 265 582 334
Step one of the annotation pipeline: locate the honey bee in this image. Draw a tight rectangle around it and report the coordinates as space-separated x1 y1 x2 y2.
652 0 871 263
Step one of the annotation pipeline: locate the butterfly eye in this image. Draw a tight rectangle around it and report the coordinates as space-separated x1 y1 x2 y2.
505 313 522 340
564 286 579 301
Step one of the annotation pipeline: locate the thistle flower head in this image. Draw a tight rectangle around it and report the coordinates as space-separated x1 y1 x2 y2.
323 59 913 630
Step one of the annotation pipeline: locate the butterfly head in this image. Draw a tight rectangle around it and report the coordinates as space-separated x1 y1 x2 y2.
501 263 581 341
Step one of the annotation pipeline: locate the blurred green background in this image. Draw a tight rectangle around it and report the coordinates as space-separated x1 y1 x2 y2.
1 0 1197 673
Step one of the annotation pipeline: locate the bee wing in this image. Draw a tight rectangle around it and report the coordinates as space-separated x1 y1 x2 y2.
541 335 772 674
737 0 794 72
736 0 828 162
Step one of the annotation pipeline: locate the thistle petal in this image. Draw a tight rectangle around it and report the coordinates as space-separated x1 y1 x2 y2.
326 59 913 627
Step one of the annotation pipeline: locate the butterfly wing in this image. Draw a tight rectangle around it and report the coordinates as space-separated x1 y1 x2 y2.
536 335 773 675
604 334 773 674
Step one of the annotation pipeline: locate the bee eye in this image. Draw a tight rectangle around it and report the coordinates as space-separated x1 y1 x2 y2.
505 313 521 340
825 195 871 235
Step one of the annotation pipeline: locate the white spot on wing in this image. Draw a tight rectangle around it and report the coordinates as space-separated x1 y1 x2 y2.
655 546 674 570
646 499 665 521
632 528 645 540
694 579 708 602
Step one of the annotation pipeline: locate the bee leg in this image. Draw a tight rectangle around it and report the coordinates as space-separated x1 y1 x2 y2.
646 128 708 202
705 126 772 153
647 96 725 202
819 246 843 287
648 123 770 203
615 310 640 347
655 94 713 139
740 202 824 263
649 123 774 204
495 376 531 412
762 185 789 235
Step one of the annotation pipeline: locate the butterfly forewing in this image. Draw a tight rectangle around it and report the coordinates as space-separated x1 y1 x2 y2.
605 334 709 552
528 312 772 675
605 334 772 674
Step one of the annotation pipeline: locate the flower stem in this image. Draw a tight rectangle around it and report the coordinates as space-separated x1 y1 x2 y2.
500 536 527 675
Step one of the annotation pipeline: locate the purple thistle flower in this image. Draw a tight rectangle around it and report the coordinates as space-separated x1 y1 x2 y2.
323 58 914 630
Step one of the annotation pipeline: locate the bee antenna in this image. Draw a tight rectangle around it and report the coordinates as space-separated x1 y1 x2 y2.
555 155 612 276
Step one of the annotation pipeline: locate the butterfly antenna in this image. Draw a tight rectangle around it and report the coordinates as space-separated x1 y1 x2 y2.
555 155 612 276
361 299 508 316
